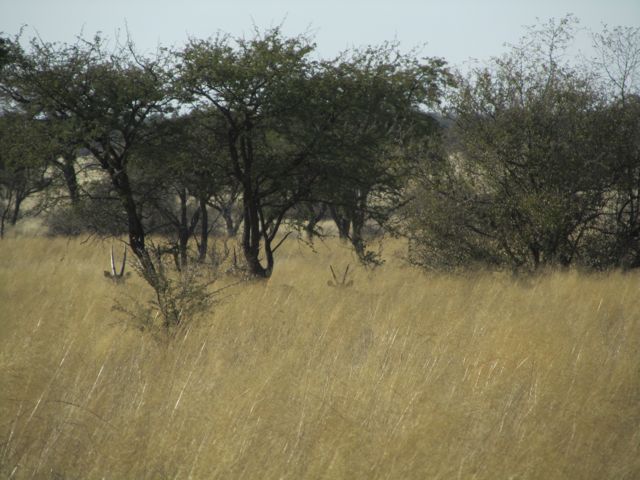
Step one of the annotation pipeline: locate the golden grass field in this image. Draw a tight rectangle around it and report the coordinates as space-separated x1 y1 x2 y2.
0 236 639 479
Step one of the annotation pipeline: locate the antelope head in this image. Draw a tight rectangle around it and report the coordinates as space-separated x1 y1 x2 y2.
104 245 130 282
327 264 354 288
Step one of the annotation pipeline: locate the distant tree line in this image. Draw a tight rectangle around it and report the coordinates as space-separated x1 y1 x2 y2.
1 15 639 286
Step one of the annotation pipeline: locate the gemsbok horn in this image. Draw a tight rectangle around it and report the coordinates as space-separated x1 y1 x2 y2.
104 245 130 282
327 264 354 288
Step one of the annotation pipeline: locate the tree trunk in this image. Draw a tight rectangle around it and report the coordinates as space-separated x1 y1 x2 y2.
329 205 351 239
108 160 155 276
350 208 366 258
177 188 189 269
263 234 275 276
60 157 80 204
0 203 9 239
222 206 237 237
305 203 326 240
241 193 270 278
198 196 209 262
10 195 23 226
0 189 14 238
529 243 541 270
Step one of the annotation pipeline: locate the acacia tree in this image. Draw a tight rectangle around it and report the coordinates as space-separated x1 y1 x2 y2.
178 29 452 275
177 29 336 277
320 46 450 262
2 36 87 206
408 16 608 270
0 112 52 237
590 26 640 268
3 35 174 269
0 34 208 327
0 37 51 235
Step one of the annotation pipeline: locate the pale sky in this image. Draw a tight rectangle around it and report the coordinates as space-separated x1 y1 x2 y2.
1 0 639 67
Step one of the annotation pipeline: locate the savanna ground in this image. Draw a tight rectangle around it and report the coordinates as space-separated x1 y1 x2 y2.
0 234 639 479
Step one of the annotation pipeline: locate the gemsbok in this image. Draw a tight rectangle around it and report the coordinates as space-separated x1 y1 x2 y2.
327 264 354 288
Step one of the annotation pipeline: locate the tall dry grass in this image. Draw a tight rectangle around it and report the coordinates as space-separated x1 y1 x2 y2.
0 236 639 479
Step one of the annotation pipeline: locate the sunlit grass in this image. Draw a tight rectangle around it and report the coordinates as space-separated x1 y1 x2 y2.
0 236 639 479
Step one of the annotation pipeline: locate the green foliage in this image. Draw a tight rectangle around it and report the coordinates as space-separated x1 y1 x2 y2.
408 16 617 271
176 28 330 276
44 179 128 236
123 253 216 336
177 29 452 274
3 19 640 276
0 112 53 236
587 26 640 268
316 47 452 265
1 32 174 255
